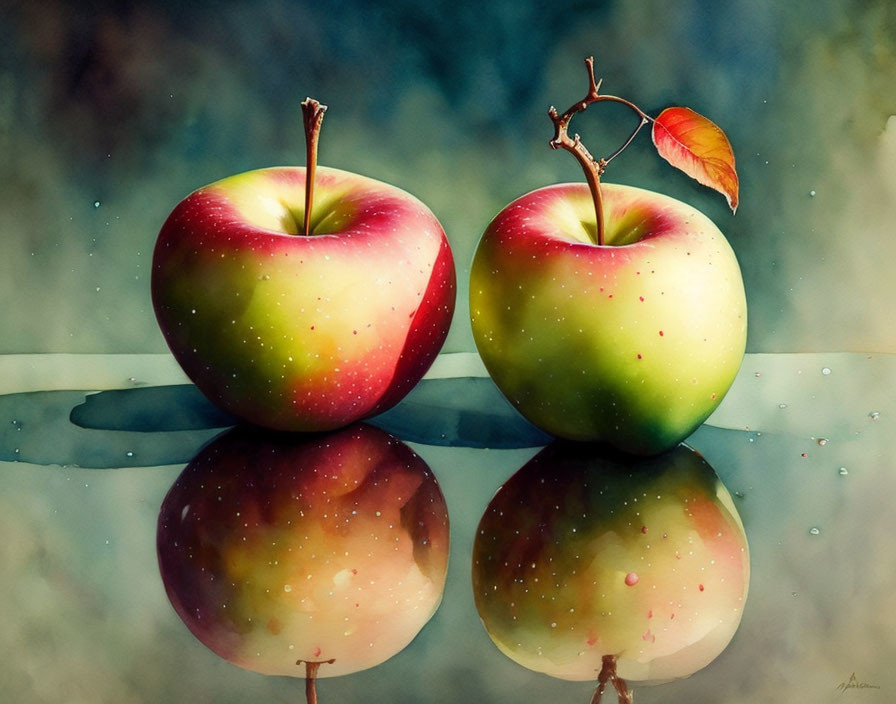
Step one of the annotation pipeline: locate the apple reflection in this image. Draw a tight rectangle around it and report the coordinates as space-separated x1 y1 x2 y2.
472 442 749 703
157 423 449 699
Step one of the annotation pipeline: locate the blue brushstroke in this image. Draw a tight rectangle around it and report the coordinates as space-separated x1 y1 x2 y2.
0 377 552 468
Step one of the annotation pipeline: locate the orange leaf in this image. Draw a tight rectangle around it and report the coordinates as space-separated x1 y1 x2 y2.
652 107 739 213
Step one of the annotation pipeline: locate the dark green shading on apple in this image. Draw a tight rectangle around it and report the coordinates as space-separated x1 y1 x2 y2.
0 376 551 468
157 422 449 703
472 442 749 703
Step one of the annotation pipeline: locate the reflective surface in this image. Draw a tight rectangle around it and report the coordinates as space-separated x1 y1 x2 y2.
1 353 893 702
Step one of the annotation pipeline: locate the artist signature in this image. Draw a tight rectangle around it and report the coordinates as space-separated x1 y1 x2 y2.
836 672 881 693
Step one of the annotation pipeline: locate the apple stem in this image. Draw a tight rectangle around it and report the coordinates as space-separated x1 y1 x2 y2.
549 57 651 247
300 97 327 236
589 655 633 704
298 658 335 704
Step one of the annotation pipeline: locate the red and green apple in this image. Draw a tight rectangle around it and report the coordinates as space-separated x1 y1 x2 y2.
470 59 745 455
157 422 450 700
152 99 456 432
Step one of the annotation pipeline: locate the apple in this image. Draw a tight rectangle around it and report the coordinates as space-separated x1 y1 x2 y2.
470 182 746 455
472 441 749 701
470 58 745 455
152 98 456 432
157 422 450 699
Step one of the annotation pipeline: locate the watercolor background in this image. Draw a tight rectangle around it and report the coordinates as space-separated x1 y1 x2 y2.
2 0 896 355
1 1 895 703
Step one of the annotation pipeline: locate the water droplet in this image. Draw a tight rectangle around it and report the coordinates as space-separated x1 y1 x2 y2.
125 451 134 457
283 584 293 592
624 572 639 586
809 527 820 536
821 367 831 375
817 438 828 446
778 403 787 409
93 200 101 208
809 190 816 197
838 467 848 476
869 411 880 420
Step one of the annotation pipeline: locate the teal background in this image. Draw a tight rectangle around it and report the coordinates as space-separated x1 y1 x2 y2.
2 2 896 703
2 0 896 354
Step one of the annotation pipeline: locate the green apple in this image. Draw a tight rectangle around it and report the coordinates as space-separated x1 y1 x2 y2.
157 423 449 693
470 182 746 454
472 441 749 699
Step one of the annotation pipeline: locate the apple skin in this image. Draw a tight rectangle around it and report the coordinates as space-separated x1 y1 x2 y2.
152 165 456 432
156 422 450 679
472 441 749 685
470 182 746 455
